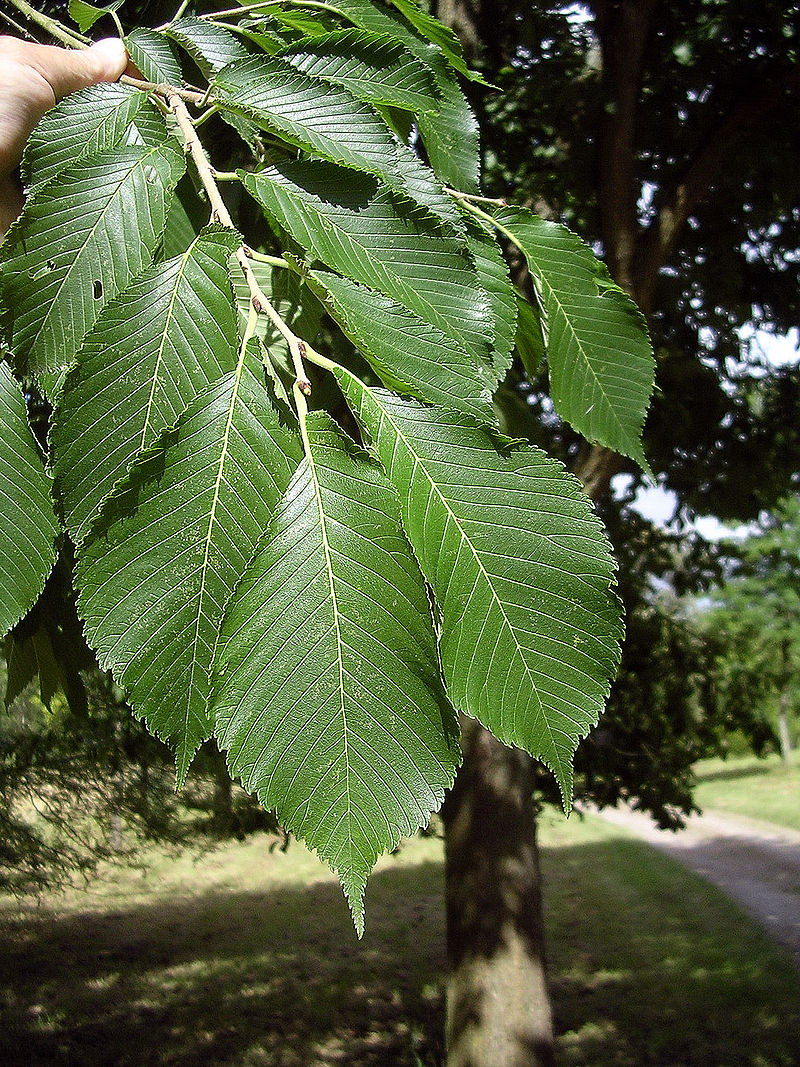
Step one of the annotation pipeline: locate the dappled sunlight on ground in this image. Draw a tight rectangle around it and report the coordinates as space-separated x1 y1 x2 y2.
2 824 799 1066
1 838 447 1066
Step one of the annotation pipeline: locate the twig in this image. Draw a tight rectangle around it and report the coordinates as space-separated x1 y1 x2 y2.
446 187 508 207
171 0 193 21
121 75 207 106
0 9 35 39
6 0 89 47
241 245 289 269
168 93 311 393
194 0 344 22
196 1 280 20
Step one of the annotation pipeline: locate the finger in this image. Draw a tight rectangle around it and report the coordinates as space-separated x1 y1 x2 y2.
27 37 129 103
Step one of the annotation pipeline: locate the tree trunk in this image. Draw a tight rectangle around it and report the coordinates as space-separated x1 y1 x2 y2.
433 5 557 1063
777 704 792 768
442 718 555 1067
778 638 793 768
210 745 235 834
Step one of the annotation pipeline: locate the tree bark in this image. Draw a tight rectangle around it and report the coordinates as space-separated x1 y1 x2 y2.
777 705 792 768
210 745 235 834
433 2 557 1059
592 0 658 296
778 638 793 768
442 718 555 1067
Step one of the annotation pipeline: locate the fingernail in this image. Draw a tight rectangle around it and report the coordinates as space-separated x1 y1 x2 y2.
90 38 129 78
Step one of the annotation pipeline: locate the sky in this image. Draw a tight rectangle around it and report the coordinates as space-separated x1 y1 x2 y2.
622 328 800 540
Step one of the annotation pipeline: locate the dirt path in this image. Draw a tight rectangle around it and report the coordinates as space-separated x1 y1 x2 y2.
593 805 800 973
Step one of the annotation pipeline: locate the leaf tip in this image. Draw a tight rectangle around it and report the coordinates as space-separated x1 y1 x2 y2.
174 739 200 792
343 878 366 939
544 754 574 817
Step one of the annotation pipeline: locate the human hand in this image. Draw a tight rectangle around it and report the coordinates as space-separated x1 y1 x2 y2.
0 36 128 233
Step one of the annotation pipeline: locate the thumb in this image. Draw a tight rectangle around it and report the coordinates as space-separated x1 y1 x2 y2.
43 38 129 102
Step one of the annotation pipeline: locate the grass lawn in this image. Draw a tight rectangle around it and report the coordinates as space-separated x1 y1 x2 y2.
693 749 800 831
1 813 798 1066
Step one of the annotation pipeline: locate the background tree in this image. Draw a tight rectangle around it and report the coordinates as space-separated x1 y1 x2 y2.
434 2 799 1063
697 494 800 765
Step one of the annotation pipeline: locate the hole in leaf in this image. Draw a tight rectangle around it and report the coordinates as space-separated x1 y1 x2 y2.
29 260 56 280
93 280 103 300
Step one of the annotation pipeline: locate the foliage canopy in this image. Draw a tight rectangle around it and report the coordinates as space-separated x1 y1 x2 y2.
0 0 654 930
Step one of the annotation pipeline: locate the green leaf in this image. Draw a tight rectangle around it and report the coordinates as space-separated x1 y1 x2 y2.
493 206 655 473
1 143 185 382
465 220 517 382
125 28 183 85
417 58 480 192
21 83 158 191
319 0 481 190
166 17 261 148
310 269 495 421
0 363 59 636
279 28 439 113
258 8 337 38
4 628 38 709
166 17 250 75
160 177 204 258
53 227 241 547
212 414 459 932
389 0 484 82
515 292 546 377
241 158 492 365
230 18 286 53
4 560 95 716
4 626 59 710
338 378 624 804
76 360 302 785
68 0 123 33
214 55 459 227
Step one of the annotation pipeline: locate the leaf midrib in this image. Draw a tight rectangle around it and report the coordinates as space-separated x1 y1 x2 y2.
182 352 249 781
32 148 160 364
361 385 567 782
305 439 354 863
138 239 201 452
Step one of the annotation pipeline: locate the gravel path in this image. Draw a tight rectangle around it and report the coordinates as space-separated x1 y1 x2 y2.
593 805 800 972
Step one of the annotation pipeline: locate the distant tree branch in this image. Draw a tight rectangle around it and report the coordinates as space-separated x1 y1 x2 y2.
635 65 800 312
591 0 658 298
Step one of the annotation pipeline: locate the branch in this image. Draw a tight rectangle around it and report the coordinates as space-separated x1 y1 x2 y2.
7 0 89 46
636 65 800 309
446 187 507 207
192 0 344 22
122 75 206 105
168 93 311 394
592 0 659 297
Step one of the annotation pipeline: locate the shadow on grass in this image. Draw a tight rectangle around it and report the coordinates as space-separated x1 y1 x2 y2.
2 836 799 1067
695 762 773 785
0 862 446 1067
541 835 800 1067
